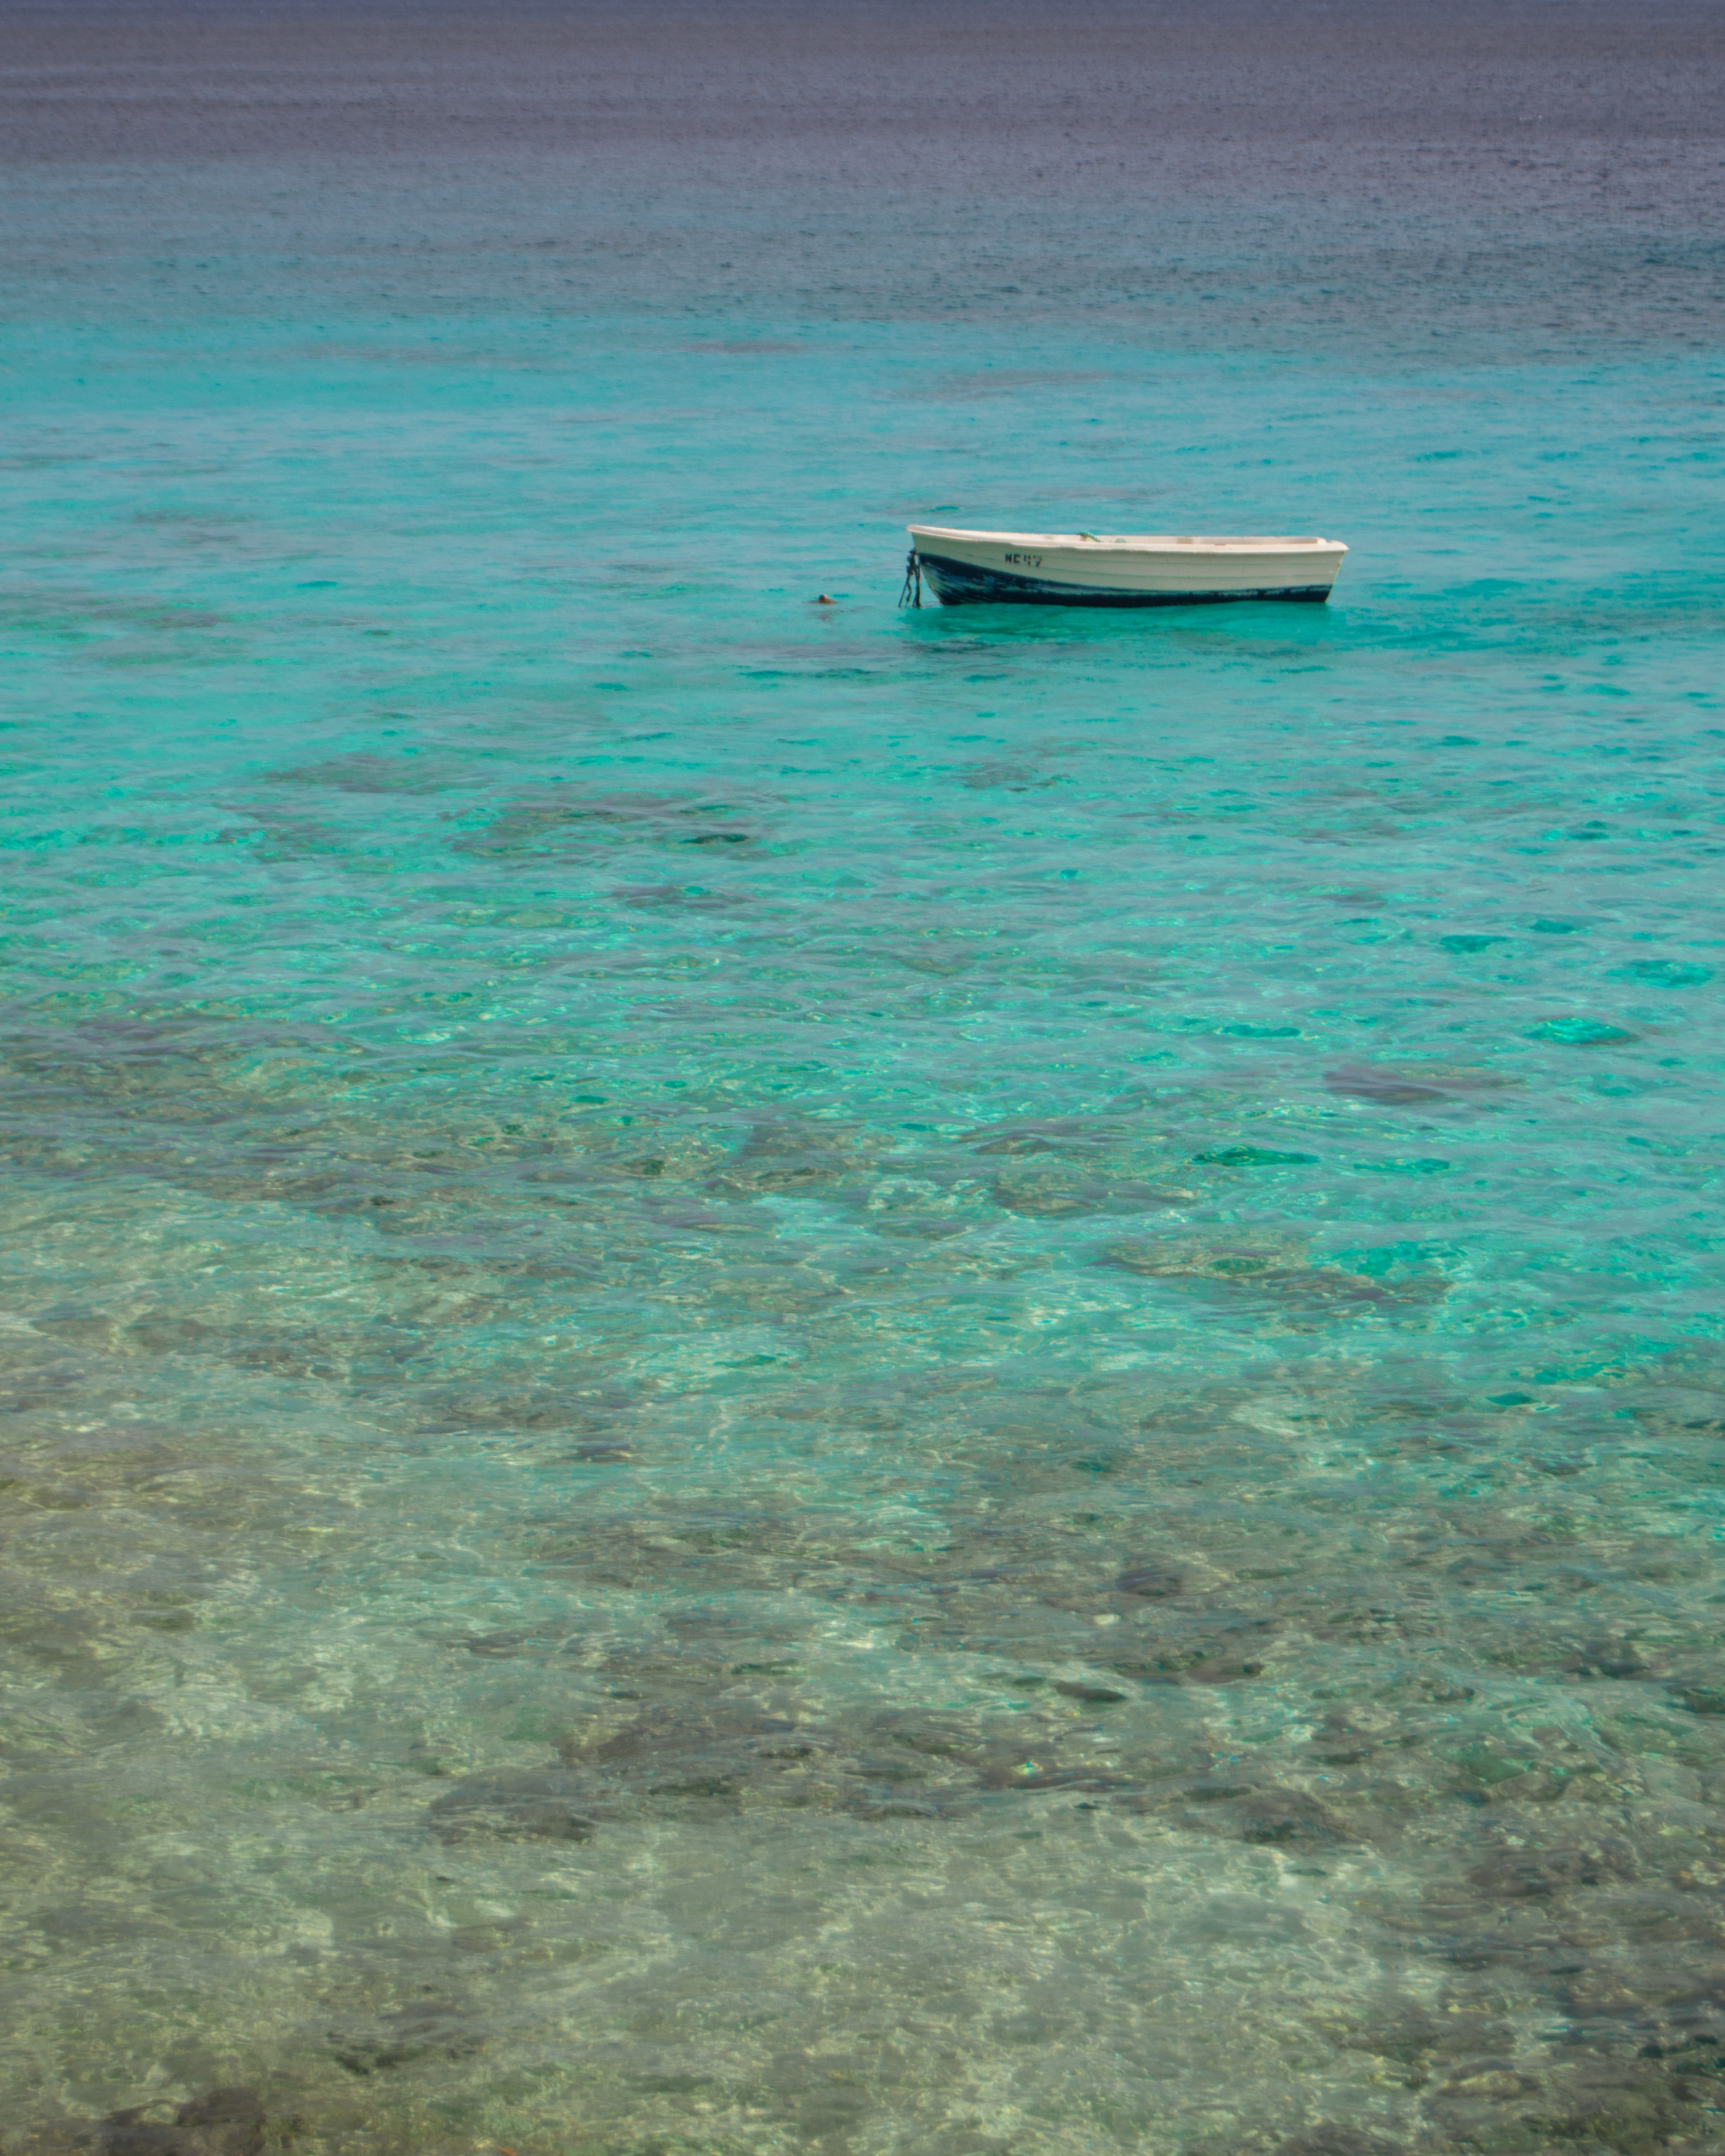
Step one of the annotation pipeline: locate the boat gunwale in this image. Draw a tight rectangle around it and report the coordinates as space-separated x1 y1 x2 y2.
907 524 1346 556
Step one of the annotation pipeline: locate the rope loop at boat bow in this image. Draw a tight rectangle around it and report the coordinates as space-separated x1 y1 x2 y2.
898 548 923 608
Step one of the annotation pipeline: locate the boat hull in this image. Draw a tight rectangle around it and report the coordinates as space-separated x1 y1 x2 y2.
905 524 1346 609
916 551 1335 608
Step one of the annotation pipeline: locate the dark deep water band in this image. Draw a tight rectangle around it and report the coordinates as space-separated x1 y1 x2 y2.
915 551 1335 607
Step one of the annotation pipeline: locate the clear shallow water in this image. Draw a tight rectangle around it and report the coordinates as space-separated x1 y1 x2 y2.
4 6 1725 2152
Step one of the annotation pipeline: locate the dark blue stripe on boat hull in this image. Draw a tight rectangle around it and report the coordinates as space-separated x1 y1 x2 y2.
915 551 1334 609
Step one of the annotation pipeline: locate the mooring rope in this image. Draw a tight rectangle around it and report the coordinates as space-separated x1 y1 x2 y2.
897 548 922 609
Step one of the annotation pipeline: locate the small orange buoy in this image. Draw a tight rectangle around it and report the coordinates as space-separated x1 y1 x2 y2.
816 594 833 603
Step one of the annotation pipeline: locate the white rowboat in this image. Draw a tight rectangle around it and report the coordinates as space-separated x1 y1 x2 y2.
904 525 1346 608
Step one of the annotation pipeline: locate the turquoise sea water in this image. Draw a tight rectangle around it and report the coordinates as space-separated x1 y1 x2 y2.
5 8 1725 2150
